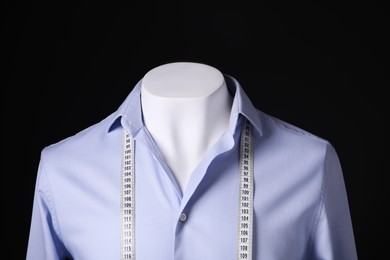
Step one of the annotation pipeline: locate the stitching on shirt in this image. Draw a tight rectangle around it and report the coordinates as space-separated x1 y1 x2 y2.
306 144 329 258
40 150 68 256
264 112 330 145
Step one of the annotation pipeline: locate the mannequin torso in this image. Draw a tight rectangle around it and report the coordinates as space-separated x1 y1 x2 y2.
141 62 233 193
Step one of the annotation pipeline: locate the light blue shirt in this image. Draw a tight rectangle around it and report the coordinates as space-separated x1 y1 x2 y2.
26 75 357 259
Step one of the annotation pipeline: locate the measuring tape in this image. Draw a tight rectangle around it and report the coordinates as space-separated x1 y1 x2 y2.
121 119 254 260
121 132 136 259
237 120 254 259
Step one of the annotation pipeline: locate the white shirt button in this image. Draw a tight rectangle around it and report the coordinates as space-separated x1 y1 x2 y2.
179 213 187 222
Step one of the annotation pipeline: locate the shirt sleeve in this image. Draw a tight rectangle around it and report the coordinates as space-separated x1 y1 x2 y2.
26 154 68 260
310 144 358 259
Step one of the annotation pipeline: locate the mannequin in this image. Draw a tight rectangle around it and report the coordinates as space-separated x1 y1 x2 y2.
141 62 233 193
27 61 358 260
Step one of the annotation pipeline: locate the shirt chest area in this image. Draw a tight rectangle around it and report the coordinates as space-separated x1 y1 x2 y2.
133 141 241 250
59 141 242 259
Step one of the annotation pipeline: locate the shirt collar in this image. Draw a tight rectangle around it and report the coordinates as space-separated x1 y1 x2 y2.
224 74 263 136
106 75 263 136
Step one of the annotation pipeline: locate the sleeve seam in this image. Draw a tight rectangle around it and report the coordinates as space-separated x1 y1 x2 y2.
307 143 330 258
39 151 67 251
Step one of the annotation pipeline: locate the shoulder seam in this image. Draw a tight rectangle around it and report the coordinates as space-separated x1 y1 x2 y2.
262 112 331 145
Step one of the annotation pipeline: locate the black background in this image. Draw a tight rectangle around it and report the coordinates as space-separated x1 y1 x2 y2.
3 1 388 259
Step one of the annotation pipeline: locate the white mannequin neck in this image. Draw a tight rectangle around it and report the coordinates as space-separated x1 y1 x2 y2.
141 62 233 193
